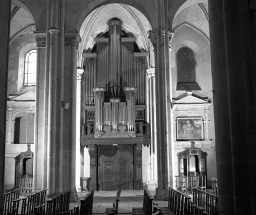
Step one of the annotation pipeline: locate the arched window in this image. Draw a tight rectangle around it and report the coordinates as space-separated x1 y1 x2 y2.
176 46 200 90
24 50 37 86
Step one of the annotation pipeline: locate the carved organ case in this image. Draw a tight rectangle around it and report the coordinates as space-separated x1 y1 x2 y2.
82 18 148 138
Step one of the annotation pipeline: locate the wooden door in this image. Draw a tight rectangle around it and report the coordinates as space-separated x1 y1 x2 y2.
98 145 133 190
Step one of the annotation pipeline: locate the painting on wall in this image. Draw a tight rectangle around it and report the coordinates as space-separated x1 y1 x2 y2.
177 117 203 140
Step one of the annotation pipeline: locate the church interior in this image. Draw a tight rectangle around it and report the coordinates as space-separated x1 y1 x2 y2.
1 0 256 214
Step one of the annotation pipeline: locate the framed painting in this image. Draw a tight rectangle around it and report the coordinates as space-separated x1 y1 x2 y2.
177 117 203 140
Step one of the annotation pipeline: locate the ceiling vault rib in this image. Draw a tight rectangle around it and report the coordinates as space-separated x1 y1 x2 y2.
198 3 209 21
173 21 209 42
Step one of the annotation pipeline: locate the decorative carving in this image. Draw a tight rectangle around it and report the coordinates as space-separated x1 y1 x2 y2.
122 42 134 52
168 32 174 50
126 130 135 137
36 37 46 47
136 110 144 120
95 90 105 99
148 30 158 50
86 111 95 121
65 37 80 48
97 42 108 52
177 47 196 82
88 145 95 157
95 130 105 138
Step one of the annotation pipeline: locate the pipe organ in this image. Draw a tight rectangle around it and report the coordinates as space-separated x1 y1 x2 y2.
82 18 149 138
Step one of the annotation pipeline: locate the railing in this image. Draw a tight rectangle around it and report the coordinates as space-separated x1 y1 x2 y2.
19 175 33 194
175 176 206 192
192 188 219 215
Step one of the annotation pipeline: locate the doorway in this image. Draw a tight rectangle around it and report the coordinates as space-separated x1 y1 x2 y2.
98 145 133 190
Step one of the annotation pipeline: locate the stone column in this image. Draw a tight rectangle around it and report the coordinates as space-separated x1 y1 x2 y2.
63 34 80 199
149 0 170 199
209 0 256 214
124 87 136 137
34 33 47 192
6 105 14 144
93 87 105 137
110 98 121 135
47 28 60 196
0 0 11 212
75 68 84 192
146 68 157 190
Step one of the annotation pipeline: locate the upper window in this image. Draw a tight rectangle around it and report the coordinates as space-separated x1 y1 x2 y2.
177 47 196 82
24 50 37 86
176 46 200 90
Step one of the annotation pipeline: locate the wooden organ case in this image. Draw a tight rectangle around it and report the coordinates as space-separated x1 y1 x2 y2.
81 18 150 190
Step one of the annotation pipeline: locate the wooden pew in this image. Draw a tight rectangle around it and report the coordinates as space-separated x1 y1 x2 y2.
105 190 121 215
80 190 94 215
132 189 154 215
33 190 70 215
192 188 218 215
159 187 208 215
20 189 47 214
3 188 21 214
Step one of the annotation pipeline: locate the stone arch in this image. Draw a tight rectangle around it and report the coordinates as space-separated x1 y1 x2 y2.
76 0 156 31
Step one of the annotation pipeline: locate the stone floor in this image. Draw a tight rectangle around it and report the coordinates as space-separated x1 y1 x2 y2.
70 190 169 214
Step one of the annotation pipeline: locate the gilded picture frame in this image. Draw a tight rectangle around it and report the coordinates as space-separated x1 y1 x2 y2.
177 117 203 140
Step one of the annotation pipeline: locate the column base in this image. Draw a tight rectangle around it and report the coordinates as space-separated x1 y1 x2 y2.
147 180 157 191
70 189 78 202
155 187 169 200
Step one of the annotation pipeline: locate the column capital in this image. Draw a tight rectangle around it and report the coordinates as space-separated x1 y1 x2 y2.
148 29 158 50
124 87 137 100
146 68 155 78
93 87 105 100
65 32 81 49
168 32 174 51
77 67 84 80
34 32 47 48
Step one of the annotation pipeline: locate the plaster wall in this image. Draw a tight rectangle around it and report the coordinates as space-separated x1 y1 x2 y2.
170 24 217 185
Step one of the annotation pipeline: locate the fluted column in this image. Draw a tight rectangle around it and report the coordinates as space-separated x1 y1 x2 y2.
75 68 84 191
110 98 121 135
93 87 105 137
124 87 136 137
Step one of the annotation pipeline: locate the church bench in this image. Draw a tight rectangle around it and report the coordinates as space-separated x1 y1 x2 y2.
158 188 209 215
3 188 21 214
105 189 121 215
20 189 47 214
80 190 94 215
192 188 218 215
33 190 71 215
132 189 154 215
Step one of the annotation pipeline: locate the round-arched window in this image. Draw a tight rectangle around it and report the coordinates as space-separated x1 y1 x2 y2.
24 49 37 86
